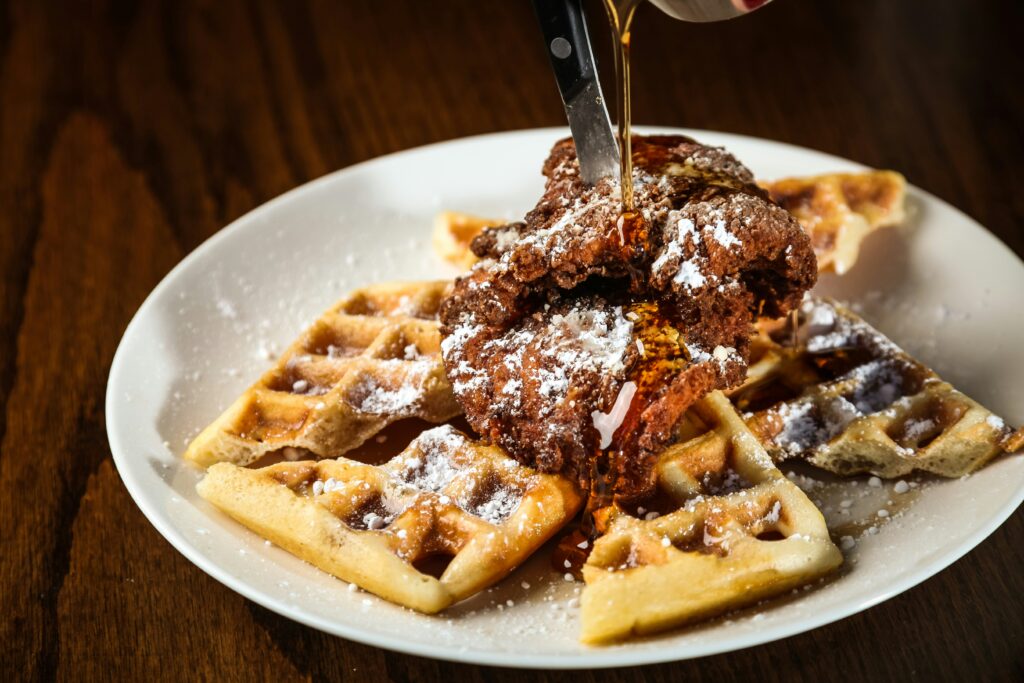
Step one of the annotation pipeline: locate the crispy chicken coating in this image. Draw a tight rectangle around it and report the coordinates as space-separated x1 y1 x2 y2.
440 135 816 499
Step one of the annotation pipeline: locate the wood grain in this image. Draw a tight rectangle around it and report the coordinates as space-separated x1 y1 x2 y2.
1 0 1021 680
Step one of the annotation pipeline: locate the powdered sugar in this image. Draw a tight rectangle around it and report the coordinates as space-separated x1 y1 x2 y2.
361 511 391 530
774 395 862 455
547 305 634 377
216 298 238 319
395 426 527 525
763 500 782 525
845 360 906 414
774 401 825 455
710 220 742 249
701 468 749 496
440 314 488 395
797 298 900 356
650 236 682 276
674 260 707 291
529 305 635 415
445 301 635 428
440 315 483 361
902 417 935 442
490 226 521 252
711 345 740 373
685 342 713 364
358 382 420 414
468 486 522 525
400 426 466 492
502 378 522 395
651 212 710 293
676 216 698 243
649 197 750 294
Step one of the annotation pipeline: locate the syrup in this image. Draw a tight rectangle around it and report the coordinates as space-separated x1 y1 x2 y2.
603 0 643 212
552 528 591 579
602 3 651 297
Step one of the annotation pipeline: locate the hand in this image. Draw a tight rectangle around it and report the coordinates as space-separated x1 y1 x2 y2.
733 0 770 12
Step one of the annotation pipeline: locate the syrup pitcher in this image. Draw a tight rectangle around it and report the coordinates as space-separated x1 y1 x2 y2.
649 0 771 22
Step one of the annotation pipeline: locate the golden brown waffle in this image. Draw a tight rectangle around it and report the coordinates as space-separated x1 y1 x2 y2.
431 211 507 269
197 425 582 613
730 297 1022 478
184 281 461 468
580 391 842 643
762 170 906 275
432 171 906 274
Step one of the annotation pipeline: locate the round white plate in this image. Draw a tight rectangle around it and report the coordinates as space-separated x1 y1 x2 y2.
107 128 1024 668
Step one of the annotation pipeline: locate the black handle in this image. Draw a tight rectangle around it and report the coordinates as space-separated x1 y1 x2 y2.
532 0 598 102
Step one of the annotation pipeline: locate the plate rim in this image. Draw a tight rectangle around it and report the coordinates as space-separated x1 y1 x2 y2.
106 126 1024 669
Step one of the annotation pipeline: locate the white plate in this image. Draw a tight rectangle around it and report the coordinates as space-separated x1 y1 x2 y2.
107 128 1024 668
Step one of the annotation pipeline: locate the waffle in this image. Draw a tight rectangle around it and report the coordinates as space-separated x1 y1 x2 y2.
762 170 906 275
197 425 583 613
184 281 461 468
580 391 842 643
431 211 507 269
730 297 1022 478
432 170 906 274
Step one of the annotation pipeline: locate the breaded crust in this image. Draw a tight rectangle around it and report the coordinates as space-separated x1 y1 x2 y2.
440 135 817 499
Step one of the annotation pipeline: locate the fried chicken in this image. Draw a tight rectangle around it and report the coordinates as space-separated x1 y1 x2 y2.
440 135 816 500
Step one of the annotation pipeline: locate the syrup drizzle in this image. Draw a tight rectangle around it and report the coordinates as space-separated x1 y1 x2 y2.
603 0 643 212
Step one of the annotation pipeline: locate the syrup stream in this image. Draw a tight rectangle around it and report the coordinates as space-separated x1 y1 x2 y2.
604 0 642 212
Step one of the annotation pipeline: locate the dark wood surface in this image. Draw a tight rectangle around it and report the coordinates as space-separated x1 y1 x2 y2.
2 0 1022 680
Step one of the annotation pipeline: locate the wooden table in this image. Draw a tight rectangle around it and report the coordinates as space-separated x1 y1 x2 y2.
2 0 1021 679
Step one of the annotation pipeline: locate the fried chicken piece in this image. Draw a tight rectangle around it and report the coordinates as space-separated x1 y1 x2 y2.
440 135 816 500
